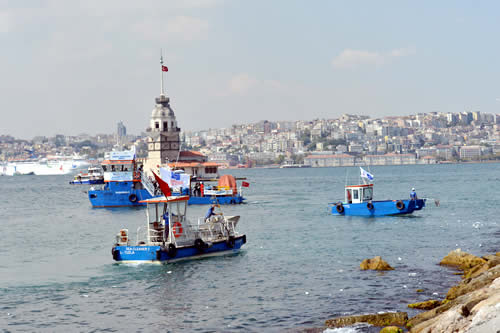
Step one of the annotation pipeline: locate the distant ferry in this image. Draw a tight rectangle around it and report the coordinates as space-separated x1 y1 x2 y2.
0 154 90 176
279 164 311 169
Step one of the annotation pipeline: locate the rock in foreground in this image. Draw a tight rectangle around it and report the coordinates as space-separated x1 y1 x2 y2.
439 249 485 271
407 253 500 332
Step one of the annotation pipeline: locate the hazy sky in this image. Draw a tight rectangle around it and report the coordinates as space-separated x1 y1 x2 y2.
1 1 499 139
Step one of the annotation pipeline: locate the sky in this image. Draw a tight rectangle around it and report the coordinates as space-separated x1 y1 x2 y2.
1 0 500 139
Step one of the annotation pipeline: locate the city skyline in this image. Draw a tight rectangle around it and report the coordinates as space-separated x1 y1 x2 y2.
2 1 500 139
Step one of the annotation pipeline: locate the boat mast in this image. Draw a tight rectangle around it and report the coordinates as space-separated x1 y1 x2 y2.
160 49 165 96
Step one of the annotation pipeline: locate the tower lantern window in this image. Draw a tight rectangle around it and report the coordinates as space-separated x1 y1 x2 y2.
163 121 168 130
155 122 159 129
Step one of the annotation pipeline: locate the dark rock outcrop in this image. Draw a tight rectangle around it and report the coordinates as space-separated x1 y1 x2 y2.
325 312 407 328
407 300 441 310
360 256 394 271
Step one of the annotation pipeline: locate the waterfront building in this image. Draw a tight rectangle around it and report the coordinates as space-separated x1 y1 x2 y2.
459 145 481 160
304 153 355 167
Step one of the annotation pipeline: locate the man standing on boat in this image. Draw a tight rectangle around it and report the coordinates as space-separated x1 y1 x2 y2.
410 188 417 200
205 204 217 222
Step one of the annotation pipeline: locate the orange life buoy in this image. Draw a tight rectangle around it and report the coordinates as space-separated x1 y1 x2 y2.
120 236 127 242
172 222 183 238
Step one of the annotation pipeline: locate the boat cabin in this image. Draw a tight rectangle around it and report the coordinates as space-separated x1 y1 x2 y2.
345 184 373 204
101 150 142 183
144 196 189 245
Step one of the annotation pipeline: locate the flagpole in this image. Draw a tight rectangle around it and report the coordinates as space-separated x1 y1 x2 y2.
160 49 164 95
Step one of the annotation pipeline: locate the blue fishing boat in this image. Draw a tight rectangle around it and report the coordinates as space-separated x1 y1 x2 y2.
88 148 156 208
329 167 426 217
111 195 246 263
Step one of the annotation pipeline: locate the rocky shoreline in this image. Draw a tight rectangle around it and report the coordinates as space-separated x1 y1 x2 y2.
322 249 500 332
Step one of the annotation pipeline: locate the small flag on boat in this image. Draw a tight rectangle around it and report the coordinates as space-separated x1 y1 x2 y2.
162 65 168 72
360 167 374 181
242 181 250 187
152 171 172 196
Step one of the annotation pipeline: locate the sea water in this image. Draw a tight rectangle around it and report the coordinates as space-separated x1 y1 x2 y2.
0 163 498 332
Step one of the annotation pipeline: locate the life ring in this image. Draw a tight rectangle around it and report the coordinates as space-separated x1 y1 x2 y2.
172 222 183 238
396 200 405 210
367 202 374 210
129 194 138 203
120 236 128 243
336 203 344 214
167 243 177 257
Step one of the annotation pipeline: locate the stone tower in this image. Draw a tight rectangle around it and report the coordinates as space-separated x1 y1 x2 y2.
145 55 180 171
147 94 180 167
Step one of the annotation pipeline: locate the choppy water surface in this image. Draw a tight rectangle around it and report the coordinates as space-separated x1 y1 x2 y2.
0 163 499 332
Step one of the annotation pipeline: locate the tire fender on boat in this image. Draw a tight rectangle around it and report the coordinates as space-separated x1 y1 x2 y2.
226 236 236 248
167 243 177 258
396 200 405 210
230 199 235 204
367 202 374 210
336 203 344 214
194 238 206 252
129 194 138 203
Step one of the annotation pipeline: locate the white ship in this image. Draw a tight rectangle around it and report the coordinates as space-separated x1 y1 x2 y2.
0 154 90 176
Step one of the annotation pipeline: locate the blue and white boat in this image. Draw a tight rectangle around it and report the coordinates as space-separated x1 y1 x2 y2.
111 195 246 263
88 148 156 208
70 166 105 185
329 167 426 217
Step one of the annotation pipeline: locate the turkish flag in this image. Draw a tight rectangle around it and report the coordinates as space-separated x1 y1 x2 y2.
162 65 168 72
152 171 172 196
242 181 250 187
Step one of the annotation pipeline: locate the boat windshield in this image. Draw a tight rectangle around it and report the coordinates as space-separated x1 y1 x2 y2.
105 164 133 172
363 187 373 201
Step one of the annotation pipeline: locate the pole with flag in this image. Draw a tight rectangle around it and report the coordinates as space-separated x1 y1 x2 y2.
360 167 374 182
160 49 168 95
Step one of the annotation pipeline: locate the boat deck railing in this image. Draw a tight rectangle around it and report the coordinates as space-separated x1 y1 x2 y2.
141 172 156 196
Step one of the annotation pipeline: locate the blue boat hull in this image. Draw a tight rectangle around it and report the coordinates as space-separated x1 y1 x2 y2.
89 182 152 208
186 195 245 205
70 179 105 185
330 199 426 216
111 235 246 263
